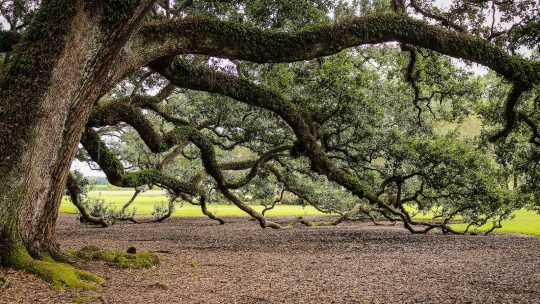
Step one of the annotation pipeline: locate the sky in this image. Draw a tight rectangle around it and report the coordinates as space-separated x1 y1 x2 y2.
72 159 106 177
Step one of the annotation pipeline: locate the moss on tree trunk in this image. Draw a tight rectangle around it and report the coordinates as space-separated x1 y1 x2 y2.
0 0 153 288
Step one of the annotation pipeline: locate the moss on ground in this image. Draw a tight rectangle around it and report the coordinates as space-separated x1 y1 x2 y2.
72 295 108 304
72 296 94 303
6 246 105 290
75 246 159 269
32 260 105 290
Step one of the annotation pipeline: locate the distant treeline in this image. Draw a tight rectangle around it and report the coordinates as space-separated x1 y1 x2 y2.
87 176 109 186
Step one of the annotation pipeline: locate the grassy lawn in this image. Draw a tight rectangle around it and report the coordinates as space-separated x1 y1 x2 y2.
450 209 540 236
59 190 326 217
60 190 540 236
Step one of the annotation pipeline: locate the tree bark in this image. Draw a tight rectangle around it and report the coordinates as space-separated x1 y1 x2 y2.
0 0 153 265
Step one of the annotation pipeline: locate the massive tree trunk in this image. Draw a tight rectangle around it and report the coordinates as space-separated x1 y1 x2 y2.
0 0 152 268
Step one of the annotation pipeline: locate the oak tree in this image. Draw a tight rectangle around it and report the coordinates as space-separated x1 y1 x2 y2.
0 0 538 287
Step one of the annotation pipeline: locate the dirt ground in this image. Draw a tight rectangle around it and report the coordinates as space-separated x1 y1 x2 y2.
1 214 539 304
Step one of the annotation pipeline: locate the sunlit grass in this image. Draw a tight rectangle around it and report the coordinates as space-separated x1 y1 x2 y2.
59 190 326 217
59 190 540 236
450 209 540 236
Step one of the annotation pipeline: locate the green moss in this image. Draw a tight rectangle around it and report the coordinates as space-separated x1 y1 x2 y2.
4 245 34 266
116 252 159 268
32 261 105 290
73 295 108 304
6 245 105 290
124 169 163 186
75 247 159 269
73 296 94 304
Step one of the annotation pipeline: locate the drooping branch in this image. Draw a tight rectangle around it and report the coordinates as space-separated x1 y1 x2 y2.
153 58 480 234
402 45 424 124
152 195 176 223
261 187 285 217
489 84 526 141
179 192 225 224
66 173 109 228
87 100 287 228
120 188 142 214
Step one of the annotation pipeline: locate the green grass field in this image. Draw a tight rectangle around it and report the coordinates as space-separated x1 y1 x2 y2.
60 190 540 236
59 190 326 217
449 209 540 236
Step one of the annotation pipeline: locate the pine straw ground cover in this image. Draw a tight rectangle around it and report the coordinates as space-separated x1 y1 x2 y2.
1 214 539 303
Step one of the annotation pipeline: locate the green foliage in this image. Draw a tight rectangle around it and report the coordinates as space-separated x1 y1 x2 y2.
183 0 334 30
152 200 174 219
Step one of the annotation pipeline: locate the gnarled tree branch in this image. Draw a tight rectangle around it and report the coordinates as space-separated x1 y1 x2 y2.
127 13 539 86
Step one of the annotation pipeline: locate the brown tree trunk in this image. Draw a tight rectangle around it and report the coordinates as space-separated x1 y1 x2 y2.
0 0 152 265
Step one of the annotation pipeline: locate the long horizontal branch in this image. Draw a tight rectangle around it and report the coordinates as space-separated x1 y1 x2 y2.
148 58 304 123
130 13 539 86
